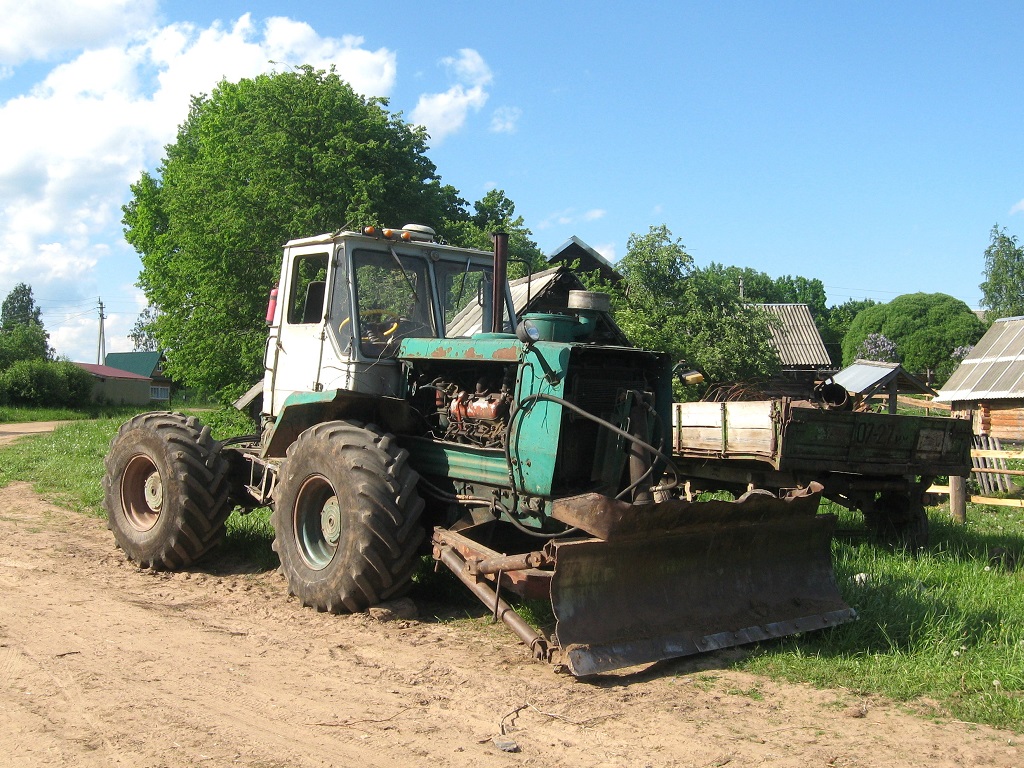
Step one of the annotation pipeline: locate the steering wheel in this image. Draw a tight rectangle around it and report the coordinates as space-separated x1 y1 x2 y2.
358 308 400 338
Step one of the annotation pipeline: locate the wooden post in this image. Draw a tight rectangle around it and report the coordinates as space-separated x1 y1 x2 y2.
949 475 967 524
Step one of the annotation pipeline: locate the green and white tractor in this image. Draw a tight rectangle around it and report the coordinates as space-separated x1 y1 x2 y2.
103 225 854 676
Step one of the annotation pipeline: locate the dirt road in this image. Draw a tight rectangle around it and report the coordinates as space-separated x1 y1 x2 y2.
0 481 1019 768
0 421 72 446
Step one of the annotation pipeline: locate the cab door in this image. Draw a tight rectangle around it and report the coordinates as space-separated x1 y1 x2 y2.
265 244 334 415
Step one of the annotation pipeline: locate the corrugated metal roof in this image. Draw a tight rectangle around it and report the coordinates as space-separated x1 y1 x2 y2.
104 351 162 378
444 268 563 338
936 316 1024 402
832 360 935 396
755 304 832 367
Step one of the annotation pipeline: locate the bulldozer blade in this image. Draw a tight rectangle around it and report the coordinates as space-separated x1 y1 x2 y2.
548 489 855 676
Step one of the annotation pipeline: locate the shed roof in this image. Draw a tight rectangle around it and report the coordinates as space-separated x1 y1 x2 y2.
75 362 151 380
755 303 832 368
935 316 1024 402
832 360 935 397
546 236 622 284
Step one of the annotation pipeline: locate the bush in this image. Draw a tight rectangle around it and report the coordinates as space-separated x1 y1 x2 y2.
53 361 95 406
0 359 94 407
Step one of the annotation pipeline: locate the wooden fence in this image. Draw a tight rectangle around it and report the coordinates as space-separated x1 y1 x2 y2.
930 436 1024 522
895 395 951 414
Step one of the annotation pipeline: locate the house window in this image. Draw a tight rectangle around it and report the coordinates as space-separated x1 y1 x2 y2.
150 385 170 401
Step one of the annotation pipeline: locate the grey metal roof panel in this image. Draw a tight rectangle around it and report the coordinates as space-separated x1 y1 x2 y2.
832 361 899 393
444 268 562 338
936 317 1024 401
831 360 935 396
756 304 832 367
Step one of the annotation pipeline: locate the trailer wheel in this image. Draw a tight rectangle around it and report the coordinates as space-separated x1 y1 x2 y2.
271 421 425 613
865 491 929 551
103 412 231 569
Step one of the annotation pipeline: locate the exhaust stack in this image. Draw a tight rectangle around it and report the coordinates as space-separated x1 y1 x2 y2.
491 231 509 334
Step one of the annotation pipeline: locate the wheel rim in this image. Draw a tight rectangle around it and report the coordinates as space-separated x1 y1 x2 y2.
120 454 163 531
293 475 341 570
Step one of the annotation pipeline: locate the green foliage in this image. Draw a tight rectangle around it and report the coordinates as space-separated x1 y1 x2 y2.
0 283 52 366
980 225 1024 320
129 306 160 352
0 404 143 424
738 501 1024 731
701 263 829 319
200 405 259 439
841 293 985 383
0 359 95 407
442 188 546 278
1 282 43 329
820 298 878 366
609 225 780 389
0 321 52 369
124 66 466 395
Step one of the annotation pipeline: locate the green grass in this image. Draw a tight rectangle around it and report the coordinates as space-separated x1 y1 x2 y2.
1 414 1021 731
0 404 146 423
0 407 277 567
735 500 1024 731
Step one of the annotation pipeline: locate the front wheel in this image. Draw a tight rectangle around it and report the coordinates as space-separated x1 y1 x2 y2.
103 412 231 569
271 421 424 613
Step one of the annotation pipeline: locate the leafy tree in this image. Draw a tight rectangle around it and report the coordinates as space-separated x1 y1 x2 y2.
1 282 44 330
124 66 474 395
128 306 160 352
841 293 985 384
606 225 779 392
701 264 828 319
0 322 52 369
819 298 877 366
980 225 1024 320
443 189 545 278
0 282 52 366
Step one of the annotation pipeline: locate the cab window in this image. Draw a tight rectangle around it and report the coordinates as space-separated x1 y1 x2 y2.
287 253 329 324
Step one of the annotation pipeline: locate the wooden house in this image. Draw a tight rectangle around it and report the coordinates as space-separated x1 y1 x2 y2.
935 316 1024 439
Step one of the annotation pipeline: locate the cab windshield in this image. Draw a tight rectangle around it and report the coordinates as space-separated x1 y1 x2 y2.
352 248 434 358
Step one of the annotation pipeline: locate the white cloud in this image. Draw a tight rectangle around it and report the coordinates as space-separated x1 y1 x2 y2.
0 13 397 361
593 242 617 263
410 48 492 144
0 0 158 66
539 207 607 229
1011 199 1024 216
490 105 521 133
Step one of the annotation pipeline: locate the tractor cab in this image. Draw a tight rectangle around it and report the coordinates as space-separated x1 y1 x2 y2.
264 226 514 415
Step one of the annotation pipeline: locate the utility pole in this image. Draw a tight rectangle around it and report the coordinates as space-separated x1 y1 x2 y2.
97 298 106 365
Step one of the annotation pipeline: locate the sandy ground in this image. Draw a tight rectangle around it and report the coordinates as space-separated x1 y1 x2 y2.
0 477 1021 768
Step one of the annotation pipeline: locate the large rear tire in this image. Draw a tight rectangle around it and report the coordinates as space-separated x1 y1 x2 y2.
272 421 425 613
103 412 231 569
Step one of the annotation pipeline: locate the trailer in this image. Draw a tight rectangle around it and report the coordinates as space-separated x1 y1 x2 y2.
672 398 973 548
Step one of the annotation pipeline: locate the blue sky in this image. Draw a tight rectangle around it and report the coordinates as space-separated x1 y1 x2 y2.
1 1 1023 363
